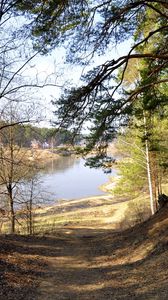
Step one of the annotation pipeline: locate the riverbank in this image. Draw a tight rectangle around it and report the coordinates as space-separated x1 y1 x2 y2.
33 194 129 233
100 175 118 193
1 180 151 235
27 148 60 164
13 190 150 235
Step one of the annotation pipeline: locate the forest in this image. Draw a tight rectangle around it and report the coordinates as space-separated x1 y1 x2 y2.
0 122 78 148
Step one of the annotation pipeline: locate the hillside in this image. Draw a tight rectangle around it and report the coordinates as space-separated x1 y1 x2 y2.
0 199 168 300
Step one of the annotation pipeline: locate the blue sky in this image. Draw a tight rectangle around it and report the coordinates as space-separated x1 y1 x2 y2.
27 39 132 127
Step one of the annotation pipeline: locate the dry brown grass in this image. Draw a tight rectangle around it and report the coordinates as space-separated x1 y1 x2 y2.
1 193 150 234
1 193 168 299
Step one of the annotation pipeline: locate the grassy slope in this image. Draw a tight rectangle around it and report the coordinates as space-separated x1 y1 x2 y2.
1 193 150 234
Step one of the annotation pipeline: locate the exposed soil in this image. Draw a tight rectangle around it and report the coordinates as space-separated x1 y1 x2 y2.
0 205 168 299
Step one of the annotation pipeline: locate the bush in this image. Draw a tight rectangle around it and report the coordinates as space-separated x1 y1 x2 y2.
120 198 151 229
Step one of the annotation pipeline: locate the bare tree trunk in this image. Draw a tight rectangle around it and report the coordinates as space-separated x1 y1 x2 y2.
144 115 155 215
153 152 159 211
8 184 15 234
26 178 34 235
145 141 155 215
29 200 33 235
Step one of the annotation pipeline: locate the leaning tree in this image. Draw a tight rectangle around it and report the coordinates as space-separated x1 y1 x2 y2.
16 1 168 150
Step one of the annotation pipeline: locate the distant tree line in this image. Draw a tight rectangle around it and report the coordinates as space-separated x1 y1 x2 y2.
0 121 82 148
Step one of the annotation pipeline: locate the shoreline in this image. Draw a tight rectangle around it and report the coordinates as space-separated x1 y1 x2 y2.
28 148 60 163
31 192 131 234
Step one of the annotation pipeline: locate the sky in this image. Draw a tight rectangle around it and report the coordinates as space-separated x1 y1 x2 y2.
0 7 133 130
30 38 132 128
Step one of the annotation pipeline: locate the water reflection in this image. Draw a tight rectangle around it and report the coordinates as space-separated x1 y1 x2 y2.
41 156 79 174
39 156 113 200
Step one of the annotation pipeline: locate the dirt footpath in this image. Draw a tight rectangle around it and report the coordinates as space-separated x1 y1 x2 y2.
1 206 168 300
37 228 109 300
36 221 168 300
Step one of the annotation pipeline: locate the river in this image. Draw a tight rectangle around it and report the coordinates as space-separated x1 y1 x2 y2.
39 156 116 201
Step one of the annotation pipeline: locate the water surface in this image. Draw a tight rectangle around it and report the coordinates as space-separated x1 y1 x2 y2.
39 156 115 200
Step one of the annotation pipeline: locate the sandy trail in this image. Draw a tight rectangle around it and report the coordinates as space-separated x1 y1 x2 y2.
35 222 168 300
37 228 108 300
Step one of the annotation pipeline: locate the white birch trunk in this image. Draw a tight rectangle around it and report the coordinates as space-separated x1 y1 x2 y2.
144 115 155 215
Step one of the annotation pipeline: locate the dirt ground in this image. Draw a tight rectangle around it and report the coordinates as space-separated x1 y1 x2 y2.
0 204 168 300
